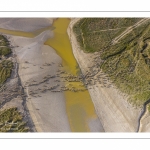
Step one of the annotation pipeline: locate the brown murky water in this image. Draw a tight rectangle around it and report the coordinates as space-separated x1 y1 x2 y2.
0 18 99 132
46 18 98 132
0 26 54 37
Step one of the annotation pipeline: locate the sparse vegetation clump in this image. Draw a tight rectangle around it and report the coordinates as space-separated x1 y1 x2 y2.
0 35 11 56
0 35 24 132
0 47 11 56
0 60 13 84
147 104 150 112
0 107 29 132
73 18 150 106
0 35 13 85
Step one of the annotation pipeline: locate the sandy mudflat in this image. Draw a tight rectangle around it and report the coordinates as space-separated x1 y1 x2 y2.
0 18 53 32
6 30 71 132
68 18 142 132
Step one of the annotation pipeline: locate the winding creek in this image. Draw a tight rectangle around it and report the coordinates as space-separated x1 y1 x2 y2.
0 18 101 132
45 18 100 132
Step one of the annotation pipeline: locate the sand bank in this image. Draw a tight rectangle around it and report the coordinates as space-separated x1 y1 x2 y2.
68 18 142 132
0 18 53 32
8 30 71 132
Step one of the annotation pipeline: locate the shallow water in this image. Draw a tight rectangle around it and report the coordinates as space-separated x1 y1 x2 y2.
0 18 100 132
46 18 98 132
0 26 54 38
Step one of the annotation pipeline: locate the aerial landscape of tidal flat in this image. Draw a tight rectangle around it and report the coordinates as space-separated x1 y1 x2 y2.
1 18 150 132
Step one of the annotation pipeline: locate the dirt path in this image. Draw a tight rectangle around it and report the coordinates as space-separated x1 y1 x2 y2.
111 18 150 45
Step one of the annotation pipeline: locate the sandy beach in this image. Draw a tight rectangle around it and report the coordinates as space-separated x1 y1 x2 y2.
68 18 142 132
